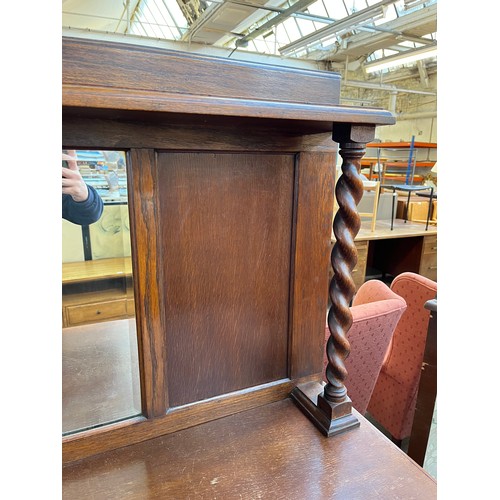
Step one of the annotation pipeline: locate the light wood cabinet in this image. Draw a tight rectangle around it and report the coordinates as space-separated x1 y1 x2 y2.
331 221 437 292
419 234 437 281
352 241 369 291
64 295 131 327
62 257 134 327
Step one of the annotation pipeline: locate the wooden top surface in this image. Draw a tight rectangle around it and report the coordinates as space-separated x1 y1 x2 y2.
357 219 437 241
62 257 132 284
62 398 436 499
62 37 395 127
333 219 437 242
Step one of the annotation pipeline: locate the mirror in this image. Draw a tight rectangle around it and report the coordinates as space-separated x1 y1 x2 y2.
62 150 141 435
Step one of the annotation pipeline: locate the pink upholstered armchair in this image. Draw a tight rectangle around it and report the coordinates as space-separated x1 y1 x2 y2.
367 272 438 444
323 279 407 415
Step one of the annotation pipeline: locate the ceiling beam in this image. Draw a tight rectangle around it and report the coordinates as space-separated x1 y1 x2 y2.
317 2 437 61
279 0 399 56
235 0 317 47
344 79 436 96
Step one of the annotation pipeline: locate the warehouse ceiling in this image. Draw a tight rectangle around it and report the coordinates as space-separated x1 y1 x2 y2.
62 0 437 109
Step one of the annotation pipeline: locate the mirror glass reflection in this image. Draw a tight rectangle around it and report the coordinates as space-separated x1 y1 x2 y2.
62 150 141 435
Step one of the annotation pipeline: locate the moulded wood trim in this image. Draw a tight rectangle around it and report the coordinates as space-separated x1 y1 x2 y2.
62 85 395 126
62 374 322 464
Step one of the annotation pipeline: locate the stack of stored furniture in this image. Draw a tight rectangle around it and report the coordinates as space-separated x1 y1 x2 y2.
365 141 437 186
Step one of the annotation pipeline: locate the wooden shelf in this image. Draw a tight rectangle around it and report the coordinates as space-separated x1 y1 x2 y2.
380 175 425 183
367 141 437 148
363 142 437 186
384 161 436 168
360 157 387 165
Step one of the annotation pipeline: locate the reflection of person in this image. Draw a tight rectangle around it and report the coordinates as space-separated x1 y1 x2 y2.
62 150 103 225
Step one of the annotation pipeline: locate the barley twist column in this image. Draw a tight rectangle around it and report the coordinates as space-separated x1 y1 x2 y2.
291 123 376 437
317 124 376 434
323 143 365 403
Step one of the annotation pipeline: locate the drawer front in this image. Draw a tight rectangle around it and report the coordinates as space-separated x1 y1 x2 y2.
66 299 128 326
420 252 437 282
422 235 437 254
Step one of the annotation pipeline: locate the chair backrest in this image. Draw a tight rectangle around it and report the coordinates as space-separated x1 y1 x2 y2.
367 272 437 440
323 279 407 414
359 180 380 232
384 272 438 387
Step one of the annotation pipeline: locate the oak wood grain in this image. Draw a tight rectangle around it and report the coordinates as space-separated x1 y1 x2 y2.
62 38 394 126
63 399 437 499
62 113 336 153
157 152 294 406
127 148 168 418
62 85 396 124
62 37 341 107
289 152 335 379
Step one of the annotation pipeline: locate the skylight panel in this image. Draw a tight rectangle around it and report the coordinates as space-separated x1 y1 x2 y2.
128 0 188 41
328 1 350 19
295 17 318 37
353 0 370 12
306 1 329 17
274 23 292 47
253 38 271 53
282 17 301 41
166 0 190 29
383 48 399 57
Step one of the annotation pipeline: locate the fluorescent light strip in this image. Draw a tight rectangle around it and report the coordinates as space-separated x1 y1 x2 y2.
365 45 437 73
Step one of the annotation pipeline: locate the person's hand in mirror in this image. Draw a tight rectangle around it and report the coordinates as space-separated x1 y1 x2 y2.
62 150 104 225
62 150 89 202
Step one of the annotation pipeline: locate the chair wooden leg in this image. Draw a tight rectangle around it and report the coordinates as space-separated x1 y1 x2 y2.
371 182 380 232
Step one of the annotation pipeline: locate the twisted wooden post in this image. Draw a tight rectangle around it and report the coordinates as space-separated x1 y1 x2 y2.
323 143 365 403
291 123 376 437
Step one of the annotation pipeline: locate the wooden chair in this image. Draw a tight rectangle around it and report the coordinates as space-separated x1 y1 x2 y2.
323 279 407 414
359 180 381 232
